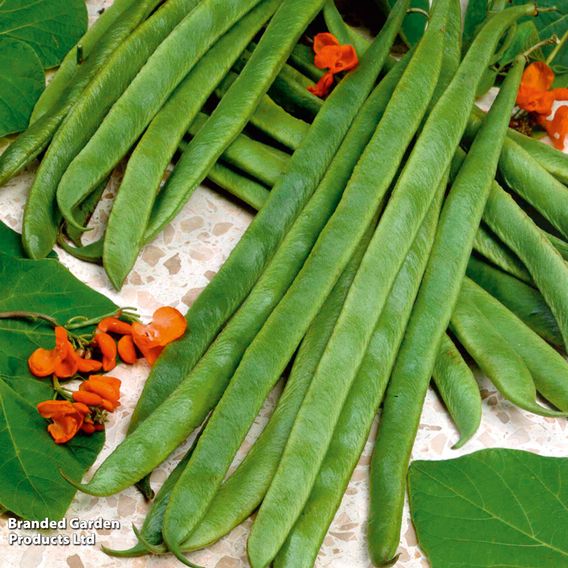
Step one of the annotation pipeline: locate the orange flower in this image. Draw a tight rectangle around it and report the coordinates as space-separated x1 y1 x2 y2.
516 61 568 149
97 317 133 335
117 335 137 364
308 32 358 98
538 106 568 150
131 307 187 366
28 326 78 378
79 375 121 412
37 400 89 444
93 332 117 371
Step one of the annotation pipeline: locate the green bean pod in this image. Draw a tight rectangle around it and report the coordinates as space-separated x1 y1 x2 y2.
57 0 265 230
496 140 568 241
368 53 529 565
467 106 568 186
102 1 282 289
179 217 375 554
205 162 270 211
215 72 309 150
482 177 568 351
473 223 532 283
432 333 482 449
129 0 408 431
544 230 568 261
30 0 149 122
274 177 445 568
0 0 163 188
66 2 409 500
322 0 370 55
466 256 562 347
242 6 454 568
461 278 568 411
450 293 565 417
188 113 289 187
102 420 208 559
288 44 324 82
21 0 201 259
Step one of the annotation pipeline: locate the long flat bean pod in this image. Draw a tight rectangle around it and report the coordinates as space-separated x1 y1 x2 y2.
215 72 309 150
466 256 562 347
497 140 568 240
21 0 201 259
129 0 408 431
114 229 370 558
0 0 162 188
468 106 568 186
432 333 482 449
157 2 446 559
450 294 565 416
368 54 528 565
473 222 532 283
461 278 568 411
274 178 445 568
205 162 270 211
102 1 281 289
188 113 289 186
481 175 568 351
57 0 265 230
143 0 330 243
544 230 568 261
68 2 410 498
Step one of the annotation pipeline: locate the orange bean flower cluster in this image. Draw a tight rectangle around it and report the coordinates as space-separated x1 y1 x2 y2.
516 61 568 150
308 33 358 98
31 306 186 444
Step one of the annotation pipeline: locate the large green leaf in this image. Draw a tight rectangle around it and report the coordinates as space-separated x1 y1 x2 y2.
0 37 44 138
0 222 115 520
512 0 568 73
409 448 568 567
0 0 88 69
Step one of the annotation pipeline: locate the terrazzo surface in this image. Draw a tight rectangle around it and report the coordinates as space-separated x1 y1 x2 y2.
0 1 567 566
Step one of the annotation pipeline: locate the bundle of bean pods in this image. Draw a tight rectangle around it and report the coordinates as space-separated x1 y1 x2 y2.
3 0 568 565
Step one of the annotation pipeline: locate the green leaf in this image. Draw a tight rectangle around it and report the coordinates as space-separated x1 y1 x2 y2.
498 21 540 66
0 221 56 258
0 0 88 69
0 221 116 520
409 448 568 568
0 37 44 138
378 0 429 47
511 0 567 73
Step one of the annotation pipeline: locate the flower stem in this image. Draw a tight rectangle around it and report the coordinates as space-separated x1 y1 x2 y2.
547 30 568 66
0 311 59 327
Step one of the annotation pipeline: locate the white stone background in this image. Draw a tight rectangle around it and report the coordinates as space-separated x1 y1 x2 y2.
0 1 567 567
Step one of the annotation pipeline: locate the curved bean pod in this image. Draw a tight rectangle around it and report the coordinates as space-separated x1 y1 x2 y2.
129 0 407 431
102 1 281 289
368 52 529 565
66 1 409 499
461 278 568 411
180 218 375 553
215 72 309 150
21 0 201 259
450 293 565 417
243 2 452 564
30 0 148 122
205 162 270 211
482 176 568 351
0 0 162 188
274 177 445 568
57 0 265 230
473 223 532 283
466 256 562 347
467 106 568 186
432 333 482 449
